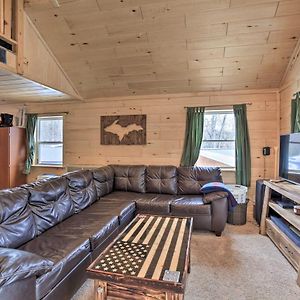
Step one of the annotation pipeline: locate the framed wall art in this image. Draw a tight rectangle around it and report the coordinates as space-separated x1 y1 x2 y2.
101 114 146 145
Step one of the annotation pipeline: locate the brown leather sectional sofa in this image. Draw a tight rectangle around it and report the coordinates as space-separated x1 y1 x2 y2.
0 165 228 300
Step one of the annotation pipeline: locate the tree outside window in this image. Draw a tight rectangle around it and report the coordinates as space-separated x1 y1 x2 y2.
196 110 235 168
35 116 63 165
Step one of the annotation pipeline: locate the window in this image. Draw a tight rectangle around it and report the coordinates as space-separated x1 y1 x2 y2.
196 110 235 168
35 116 63 166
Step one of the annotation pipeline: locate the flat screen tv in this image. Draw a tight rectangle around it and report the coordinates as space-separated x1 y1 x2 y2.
279 133 300 184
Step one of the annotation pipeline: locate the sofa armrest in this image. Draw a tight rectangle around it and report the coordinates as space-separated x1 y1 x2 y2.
210 197 228 236
0 247 53 288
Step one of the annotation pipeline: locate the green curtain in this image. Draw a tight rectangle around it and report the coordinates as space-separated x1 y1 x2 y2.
233 104 251 187
291 92 300 133
23 114 38 175
180 107 205 167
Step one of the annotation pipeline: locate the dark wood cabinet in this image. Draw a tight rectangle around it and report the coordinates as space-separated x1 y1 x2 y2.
0 127 26 189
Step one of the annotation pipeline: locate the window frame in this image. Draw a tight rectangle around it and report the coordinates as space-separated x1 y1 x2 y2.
34 115 64 167
199 109 236 170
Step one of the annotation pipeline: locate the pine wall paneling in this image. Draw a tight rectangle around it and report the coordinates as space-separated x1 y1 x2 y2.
22 15 80 99
0 89 279 204
279 42 300 134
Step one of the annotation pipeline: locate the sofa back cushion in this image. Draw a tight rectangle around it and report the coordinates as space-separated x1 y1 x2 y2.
0 188 37 248
111 165 146 193
146 165 177 195
65 170 97 212
92 166 114 198
177 167 223 195
27 177 74 235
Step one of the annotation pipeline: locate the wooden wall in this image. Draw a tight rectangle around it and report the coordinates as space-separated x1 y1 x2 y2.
22 14 80 99
280 43 300 134
0 89 279 201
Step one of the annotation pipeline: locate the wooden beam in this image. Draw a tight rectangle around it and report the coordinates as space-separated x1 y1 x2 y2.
0 0 4 35
16 0 24 74
4 0 12 39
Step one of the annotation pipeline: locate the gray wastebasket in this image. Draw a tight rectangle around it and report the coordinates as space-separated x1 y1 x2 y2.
227 199 249 225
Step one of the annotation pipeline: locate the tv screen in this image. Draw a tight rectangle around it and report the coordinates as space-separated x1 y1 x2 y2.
279 133 300 184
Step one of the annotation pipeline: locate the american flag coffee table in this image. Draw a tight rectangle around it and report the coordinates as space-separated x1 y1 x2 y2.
87 214 193 300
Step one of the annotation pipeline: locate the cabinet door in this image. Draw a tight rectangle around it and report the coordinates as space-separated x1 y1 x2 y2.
0 128 10 189
9 127 26 187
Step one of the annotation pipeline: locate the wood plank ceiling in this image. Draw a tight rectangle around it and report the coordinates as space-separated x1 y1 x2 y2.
25 0 300 99
0 68 76 103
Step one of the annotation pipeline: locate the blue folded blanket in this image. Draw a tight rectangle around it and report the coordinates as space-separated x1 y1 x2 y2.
200 182 238 211
270 215 300 247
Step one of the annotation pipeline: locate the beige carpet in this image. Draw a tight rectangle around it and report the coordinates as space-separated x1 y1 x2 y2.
72 221 299 300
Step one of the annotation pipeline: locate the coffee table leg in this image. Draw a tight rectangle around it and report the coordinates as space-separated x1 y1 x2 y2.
187 248 191 274
94 280 107 300
166 292 184 300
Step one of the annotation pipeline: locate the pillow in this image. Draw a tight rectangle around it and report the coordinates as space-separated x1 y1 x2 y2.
27 177 74 235
0 188 37 248
92 166 114 198
177 167 223 195
146 165 177 195
111 165 146 193
65 170 97 212
0 247 53 288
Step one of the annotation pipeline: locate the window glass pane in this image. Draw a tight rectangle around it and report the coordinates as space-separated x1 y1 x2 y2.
202 112 235 141
196 110 235 168
38 143 63 165
38 117 63 142
198 141 235 168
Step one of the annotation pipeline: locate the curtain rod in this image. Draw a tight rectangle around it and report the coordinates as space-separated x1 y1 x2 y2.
28 112 69 116
184 102 252 109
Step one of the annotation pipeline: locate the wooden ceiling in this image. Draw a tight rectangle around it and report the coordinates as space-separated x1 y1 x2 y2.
0 68 76 103
25 0 300 99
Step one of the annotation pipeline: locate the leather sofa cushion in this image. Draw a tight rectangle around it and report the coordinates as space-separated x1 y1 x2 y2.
177 167 223 194
0 188 37 248
0 276 36 300
46 211 118 251
102 191 145 202
146 165 177 195
111 165 146 193
65 170 97 212
90 198 136 226
92 166 114 198
135 194 178 214
19 230 90 299
170 195 211 216
27 177 75 235
0 247 53 288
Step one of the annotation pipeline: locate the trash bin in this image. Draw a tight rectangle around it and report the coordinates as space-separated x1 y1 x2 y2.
226 184 248 225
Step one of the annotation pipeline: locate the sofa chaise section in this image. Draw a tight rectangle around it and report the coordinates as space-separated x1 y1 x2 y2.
0 169 126 300
19 231 91 300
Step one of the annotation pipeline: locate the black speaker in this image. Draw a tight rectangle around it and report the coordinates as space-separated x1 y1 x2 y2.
0 113 13 127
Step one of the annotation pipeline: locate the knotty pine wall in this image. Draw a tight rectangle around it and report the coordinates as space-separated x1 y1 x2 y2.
280 46 300 134
0 89 279 203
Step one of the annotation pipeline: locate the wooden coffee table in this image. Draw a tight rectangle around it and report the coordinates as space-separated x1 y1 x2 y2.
87 214 193 300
